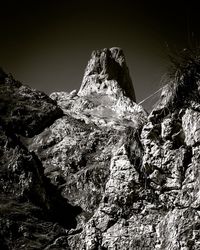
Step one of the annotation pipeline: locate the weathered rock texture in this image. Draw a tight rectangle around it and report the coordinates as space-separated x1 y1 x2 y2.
78 47 136 101
0 69 63 137
1 48 200 249
0 71 80 249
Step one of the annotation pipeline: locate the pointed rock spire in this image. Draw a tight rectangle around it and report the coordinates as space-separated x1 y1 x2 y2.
78 47 136 102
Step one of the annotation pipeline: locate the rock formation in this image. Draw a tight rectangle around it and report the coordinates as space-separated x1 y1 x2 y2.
1 48 200 249
78 47 136 101
0 71 80 249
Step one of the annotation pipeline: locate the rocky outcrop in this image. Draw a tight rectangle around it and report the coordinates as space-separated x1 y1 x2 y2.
26 48 149 249
0 70 80 249
139 55 200 249
78 47 136 101
0 127 81 249
0 69 63 137
2 48 200 249
49 49 145 130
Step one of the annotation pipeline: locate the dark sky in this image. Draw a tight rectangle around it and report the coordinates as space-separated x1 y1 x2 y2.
0 0 199 102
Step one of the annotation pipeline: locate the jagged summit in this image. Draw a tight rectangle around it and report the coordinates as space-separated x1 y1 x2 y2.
51 48 145 129
78 47 136 102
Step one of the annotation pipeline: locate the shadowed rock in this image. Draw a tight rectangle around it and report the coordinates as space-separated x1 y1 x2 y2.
2 48 200 249
0 69 63 137
0 70 81 249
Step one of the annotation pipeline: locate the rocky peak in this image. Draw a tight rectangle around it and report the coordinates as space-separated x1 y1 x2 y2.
78 47 136 101
2 48 200 249
50 48 145 130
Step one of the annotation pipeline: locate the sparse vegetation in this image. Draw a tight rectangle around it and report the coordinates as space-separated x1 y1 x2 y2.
160 47 200 110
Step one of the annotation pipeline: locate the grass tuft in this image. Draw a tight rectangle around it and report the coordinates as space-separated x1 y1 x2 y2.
160 47 200 111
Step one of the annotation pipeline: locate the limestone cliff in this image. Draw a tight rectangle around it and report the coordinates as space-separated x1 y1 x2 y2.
1 48 200 249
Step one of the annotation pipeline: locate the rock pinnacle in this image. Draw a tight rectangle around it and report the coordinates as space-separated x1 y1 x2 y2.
78 47 136 102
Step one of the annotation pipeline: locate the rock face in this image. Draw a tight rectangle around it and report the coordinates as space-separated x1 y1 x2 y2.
49 49 145 131
0 71 80 249
1 48 200 249
0 69 63 137
78 47 136 101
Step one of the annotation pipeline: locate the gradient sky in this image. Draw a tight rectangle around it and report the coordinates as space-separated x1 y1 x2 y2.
0 0 199 102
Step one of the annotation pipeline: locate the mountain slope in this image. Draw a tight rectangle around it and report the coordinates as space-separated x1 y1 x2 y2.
1 48 200 249
0 71 80 249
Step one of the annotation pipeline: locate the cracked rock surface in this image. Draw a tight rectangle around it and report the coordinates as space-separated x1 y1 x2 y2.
1 48 200 249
